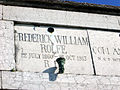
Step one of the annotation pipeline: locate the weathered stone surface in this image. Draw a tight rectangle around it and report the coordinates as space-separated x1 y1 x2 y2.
88 30 120 76
0 5 2 19
0 21 15 70
3 6 120 30
2 71 120 90
15 25 93 74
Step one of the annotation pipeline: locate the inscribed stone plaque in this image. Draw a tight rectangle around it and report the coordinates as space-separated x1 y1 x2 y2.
88 30 120 75
15 25 93 74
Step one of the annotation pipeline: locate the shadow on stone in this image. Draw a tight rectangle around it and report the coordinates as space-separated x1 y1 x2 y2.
43 67 58 81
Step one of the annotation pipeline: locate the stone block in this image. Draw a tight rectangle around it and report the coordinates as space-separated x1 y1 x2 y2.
3 6 120 30
15 25 94 74
2 71 49 89
3 6 67 25
2 71 120 90
0 21 15 70
88 30 120 75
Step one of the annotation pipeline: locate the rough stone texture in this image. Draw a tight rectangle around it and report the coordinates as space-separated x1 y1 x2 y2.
88 30 120 76
2 71 120 90
15 25 93 74
0 21 15 70
0 5 2 19
3 6 120 30
0 2 120 90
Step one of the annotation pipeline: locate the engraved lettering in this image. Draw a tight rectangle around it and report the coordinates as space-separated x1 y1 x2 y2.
44 60 49 67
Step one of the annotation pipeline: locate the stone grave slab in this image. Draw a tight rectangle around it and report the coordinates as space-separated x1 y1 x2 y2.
15 25 93 74
88 30 120 75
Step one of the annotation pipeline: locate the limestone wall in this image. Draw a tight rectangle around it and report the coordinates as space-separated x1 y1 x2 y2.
0 4 120 90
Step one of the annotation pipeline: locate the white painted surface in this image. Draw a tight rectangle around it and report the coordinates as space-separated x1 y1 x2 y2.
88 30 120 76
3 6 120 30
0 5 2 19
15 25 93 74
0 21 15 70
2 71 120 90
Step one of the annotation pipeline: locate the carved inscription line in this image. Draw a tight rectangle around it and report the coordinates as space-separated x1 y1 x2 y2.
17 33 88 45
92 46 120 55
92 46 120 62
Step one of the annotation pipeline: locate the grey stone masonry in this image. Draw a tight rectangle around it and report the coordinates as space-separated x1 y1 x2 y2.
3 6 120 30
2 71 120 90
0 21 15 70
0 1 120 90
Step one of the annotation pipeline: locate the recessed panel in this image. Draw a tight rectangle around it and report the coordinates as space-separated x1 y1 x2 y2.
88 30 120 75
15 25 93 74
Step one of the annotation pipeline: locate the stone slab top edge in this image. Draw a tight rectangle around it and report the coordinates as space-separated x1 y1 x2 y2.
0 0 120 15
